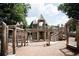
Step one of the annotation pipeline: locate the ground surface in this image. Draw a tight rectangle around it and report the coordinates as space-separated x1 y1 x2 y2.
15 40 79 56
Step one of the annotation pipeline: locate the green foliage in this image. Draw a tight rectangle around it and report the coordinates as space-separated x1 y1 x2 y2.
67 18 76 31
58 3 79 19
0 3 31 28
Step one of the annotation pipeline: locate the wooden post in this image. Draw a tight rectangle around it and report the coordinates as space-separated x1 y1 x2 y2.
44 31 46 41
26 31 29 44
48 31 50 46
1 22 7 56
21 30 23 46
37 22 39 41
65 24 69 47
76 20 79 48
12 26 16 54
24 30 26 46
16 30 18 47
45 29 50 46
37 31 39 41
6 26 8 55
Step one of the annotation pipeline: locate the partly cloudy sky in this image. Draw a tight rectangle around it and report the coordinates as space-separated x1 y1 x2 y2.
26 3 69 26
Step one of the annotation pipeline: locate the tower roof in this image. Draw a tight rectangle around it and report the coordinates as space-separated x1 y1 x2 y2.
38 14 45 20
31 14 48 25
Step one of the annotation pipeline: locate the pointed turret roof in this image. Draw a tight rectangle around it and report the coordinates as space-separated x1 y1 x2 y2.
38 14 45 20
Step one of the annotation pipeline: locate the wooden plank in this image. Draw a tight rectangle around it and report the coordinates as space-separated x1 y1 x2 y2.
16 27 24 31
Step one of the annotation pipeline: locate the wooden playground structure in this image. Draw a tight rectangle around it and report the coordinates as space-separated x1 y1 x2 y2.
0 20 79 56
0 15 67 56
1 15 79 56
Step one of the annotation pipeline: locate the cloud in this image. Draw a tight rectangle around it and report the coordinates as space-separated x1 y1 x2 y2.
27 3 69 26
43 4 60 16
27 4 41 17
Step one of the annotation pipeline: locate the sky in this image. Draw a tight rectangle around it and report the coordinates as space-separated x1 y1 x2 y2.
26 3 69 26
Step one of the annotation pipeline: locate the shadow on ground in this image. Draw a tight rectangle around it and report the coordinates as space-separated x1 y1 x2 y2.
60 46 79 56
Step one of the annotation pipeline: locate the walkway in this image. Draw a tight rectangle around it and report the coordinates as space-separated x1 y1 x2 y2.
16 41 67 56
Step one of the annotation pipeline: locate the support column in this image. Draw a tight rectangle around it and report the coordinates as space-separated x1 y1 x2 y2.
46 30 50 46
44 31 46 41
48 31 50 46
65 24 69 47
1 22 7 56
37 31 39 41
13 27 16 54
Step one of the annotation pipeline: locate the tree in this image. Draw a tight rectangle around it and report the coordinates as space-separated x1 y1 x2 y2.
58 3 79 19
67 18 76 31
0 3 31 28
